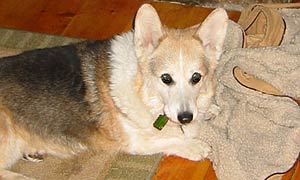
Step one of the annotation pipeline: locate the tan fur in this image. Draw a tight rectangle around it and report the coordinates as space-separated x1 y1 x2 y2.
87 64 126 152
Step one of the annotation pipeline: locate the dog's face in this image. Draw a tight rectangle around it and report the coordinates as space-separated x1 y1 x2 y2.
134 4 228 124
145 31 210 124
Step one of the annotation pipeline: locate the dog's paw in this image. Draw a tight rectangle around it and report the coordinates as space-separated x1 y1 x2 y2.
204 104 221 121
22 152 44 163
169 139 211 161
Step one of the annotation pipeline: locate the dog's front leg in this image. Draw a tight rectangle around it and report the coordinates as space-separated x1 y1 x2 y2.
149 136 211 161
124 125 211 161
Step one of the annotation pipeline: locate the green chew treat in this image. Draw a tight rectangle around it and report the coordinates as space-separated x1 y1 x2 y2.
153 114 169 130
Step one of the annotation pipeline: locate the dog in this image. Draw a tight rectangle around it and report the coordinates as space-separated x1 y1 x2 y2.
0 4 228 179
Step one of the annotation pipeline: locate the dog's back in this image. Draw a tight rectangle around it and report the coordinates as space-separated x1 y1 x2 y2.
0 43 88 139
0 40 119 173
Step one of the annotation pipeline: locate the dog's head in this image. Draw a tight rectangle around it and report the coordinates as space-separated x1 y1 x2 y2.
134 4 228 124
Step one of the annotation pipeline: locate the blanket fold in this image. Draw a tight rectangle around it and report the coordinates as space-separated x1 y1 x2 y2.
204 45 300 180
198 6 300 179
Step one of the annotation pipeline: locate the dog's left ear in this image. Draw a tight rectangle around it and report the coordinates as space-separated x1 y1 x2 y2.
134 4 164 58
196 8 228 62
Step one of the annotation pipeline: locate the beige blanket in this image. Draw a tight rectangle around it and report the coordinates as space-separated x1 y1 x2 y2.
196 9 300 180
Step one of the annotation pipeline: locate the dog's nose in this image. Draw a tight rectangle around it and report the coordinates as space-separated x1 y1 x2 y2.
177 111 193 124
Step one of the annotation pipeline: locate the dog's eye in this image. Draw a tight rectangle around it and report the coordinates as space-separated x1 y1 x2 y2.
161 73 173 85
191 72 202 85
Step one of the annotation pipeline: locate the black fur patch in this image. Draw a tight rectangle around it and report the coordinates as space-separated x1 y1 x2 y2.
0 41 110 144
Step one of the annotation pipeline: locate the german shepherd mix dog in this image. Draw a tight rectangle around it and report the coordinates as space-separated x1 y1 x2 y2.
0 4 228 179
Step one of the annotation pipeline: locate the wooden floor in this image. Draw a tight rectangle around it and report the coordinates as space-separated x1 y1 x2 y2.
0 0 298 179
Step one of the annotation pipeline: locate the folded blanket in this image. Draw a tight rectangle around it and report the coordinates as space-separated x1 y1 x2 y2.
200 45 300 180
196 7 300 180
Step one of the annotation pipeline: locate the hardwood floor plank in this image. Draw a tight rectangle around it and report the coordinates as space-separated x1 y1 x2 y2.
34 0 83 34
0 1 241 40
0 0 48 29
151 1 240 29
62 0 146 39
0 0 84 35
152 156 212 180
204 162 218 180
62 1 240 39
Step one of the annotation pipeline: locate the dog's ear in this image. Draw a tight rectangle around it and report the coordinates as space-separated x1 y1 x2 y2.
196 8 228 62
134 4 164 58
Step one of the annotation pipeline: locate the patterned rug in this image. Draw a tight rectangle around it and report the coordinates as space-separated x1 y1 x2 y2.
0 27 162 180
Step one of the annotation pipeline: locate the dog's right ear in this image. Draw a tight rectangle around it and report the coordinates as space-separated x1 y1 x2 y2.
195 8 228 62
134 4 164 58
